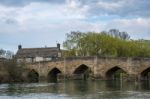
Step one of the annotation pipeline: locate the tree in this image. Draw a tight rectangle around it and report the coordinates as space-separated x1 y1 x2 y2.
0 49 6 58
108 29 130 40
119 32 130 40
63 31 120 57
63 31 85 56
63 30 150 57
0 49 13 59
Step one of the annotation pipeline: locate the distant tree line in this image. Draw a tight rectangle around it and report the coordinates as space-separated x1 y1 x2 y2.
0 49 14 59
63 29 150 57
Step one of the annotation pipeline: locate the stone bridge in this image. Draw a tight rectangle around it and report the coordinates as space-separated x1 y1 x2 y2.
22 57 150 82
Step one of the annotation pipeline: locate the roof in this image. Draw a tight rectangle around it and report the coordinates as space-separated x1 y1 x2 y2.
16 47 60 58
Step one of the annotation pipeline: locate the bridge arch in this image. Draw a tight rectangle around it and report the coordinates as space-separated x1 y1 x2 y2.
73 64 91 80
48 67 62 82
73 64 90 74
140 67 150 81
27 69 39 83
105 66 127 80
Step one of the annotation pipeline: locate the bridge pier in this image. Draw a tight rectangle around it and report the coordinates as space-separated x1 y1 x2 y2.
126 74 139 82
38 76 47 83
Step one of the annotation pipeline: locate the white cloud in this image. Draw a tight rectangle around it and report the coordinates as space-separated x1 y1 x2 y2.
65 0 89 19
0 0 66 7
0 0 150 51
0 2 87 32
97 1 122 11
10 2 88 27
105 18 150 39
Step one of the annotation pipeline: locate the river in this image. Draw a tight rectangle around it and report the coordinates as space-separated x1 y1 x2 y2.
0 80 150 99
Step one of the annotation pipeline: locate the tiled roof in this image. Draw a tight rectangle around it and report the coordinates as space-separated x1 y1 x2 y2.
16 47 60 58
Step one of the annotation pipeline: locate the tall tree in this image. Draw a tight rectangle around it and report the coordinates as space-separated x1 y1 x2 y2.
63 30 150 57
0 49 13 59
108 29 130 40
0 49 6 58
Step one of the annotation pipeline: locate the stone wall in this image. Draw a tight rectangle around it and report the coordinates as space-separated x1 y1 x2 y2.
0 62 9 83
24 57 150 82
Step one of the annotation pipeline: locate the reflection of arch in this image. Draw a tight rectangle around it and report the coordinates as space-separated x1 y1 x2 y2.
106 66 127 80
27 69 39 83
141 67 150 81
73 64 90 80
48 68 61 82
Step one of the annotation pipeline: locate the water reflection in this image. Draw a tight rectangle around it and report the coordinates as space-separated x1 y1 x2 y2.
106 66 127 80
0 80 150 99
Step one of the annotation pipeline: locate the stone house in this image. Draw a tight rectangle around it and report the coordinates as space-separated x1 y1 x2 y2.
15 44 61 63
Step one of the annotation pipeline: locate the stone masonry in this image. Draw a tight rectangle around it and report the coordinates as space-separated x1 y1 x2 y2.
23 57 150 82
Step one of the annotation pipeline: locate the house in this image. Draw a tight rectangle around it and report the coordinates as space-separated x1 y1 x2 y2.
15 44 61 63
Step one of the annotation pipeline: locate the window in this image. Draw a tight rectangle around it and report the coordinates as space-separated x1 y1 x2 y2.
45 57 52 61
25 58 32 63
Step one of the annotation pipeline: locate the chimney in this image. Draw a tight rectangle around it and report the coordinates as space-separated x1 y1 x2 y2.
57 43 60 50
18 45 22 50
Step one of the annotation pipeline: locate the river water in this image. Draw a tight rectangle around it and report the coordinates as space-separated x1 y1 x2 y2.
0 80 150 99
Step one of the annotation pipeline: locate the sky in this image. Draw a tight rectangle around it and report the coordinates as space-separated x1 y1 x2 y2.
0 0 150 53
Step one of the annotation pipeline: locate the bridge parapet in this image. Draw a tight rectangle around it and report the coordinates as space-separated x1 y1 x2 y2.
65 56 95 61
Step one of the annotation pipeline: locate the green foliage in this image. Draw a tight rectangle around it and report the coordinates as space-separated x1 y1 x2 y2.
63 29 150 57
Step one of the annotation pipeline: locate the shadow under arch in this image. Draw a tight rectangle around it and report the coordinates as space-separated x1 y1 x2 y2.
73 64 90 80
105 66 127 80
48 67 61 82
27 69 39 83
141 67 150 81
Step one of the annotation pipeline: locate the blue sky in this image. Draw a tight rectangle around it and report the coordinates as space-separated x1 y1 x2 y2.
0 0 150 52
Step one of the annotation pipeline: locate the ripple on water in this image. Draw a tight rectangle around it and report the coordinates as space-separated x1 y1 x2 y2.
97 91 150 99
1 81 150 99
0 93 74 99
0 84 8 89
